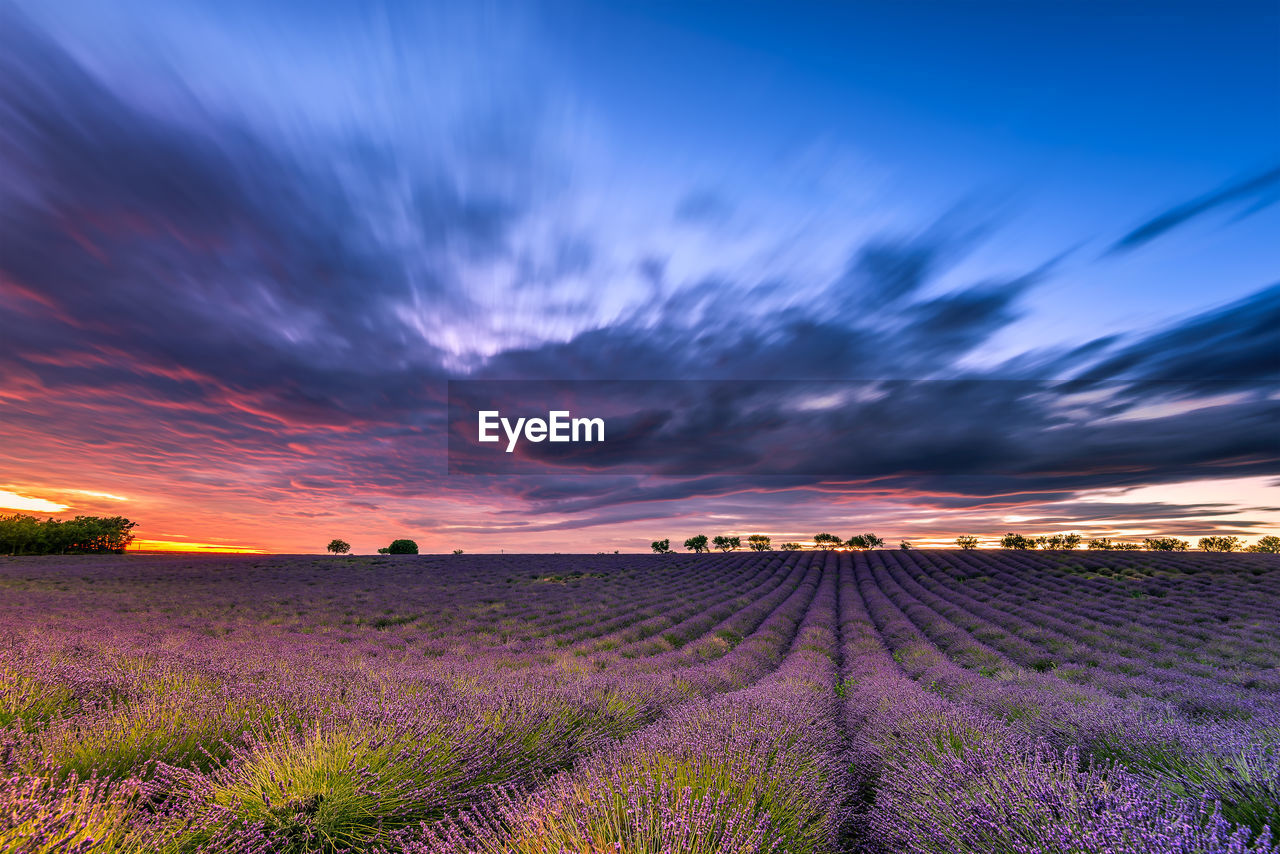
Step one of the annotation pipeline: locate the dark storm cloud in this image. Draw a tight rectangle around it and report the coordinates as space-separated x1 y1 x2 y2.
455 385 1276 516
453 262 1276 511
478 234 1039 383
0 4 515 424
1066 283 1280 393
1109 164 1280 254
896 280 1030 368
839 238 938 307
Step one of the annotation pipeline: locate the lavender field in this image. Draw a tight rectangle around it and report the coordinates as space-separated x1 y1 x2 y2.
2 550 1279 853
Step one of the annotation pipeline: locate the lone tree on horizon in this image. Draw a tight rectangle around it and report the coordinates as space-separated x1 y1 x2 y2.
956 535 979 550
651 538 673 554
1199 536 1242 552
1001 533 1037 550
748 534 771 551
683 534 709 553
326 539 351 555
1247 536 1280 553
386 539 419 555
847 533 884 550
712 535 741 552
1037 533 1082 550
813 533 841 550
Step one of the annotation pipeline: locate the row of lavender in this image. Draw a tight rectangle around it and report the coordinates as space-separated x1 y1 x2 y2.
853 550 1280 835
1 553 827 850
1 550 1277 852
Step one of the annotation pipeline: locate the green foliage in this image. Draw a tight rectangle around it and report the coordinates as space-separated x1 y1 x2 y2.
711 535 741 552
1144 537 1189 551
812 533 841 550
650 538 672 554
899 540 913 550
955 535 979 550
780 542 802 551
747 534 772 551
1036 533 1081 550
377 548 390 554
1088 538 1143 550
1000 533 1037 550
385 539 418 555
0 670 79 731
198 727 463 853
1199 536 1242 552
38 694 249 781
0 514 137 555
454 705 840 854
0 774 145 854
683 534 709 553
847 533 884 550
1246 535 1280 553
325 539 351 555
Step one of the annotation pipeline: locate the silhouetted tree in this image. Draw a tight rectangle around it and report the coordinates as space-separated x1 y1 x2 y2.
684 535 709 553
326 539 351 555
747 534 772 551
780 542 802 551
955 535 979 550
1246 536 1280 553
899 540 912 550
813 533 841 550
650 538 672 554
386 539 418 555
712 535 740 552
1037 533 1081 550
1088 538 1140 550
847 533 883 550
1144 537 1189 551
1001 533 1037 550
0 514 136 555
452 549 464 555
1199 536 1242 552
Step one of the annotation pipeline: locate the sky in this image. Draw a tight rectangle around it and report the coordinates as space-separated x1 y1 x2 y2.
1 0 1277 553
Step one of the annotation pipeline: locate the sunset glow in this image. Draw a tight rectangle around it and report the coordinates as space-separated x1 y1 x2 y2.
129 539 268 554
0 490 69 514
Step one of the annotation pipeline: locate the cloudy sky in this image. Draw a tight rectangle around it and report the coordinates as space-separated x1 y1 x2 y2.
1 0 1277 552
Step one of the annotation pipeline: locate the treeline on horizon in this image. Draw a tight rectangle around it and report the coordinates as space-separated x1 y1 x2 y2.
651 532 1280 554
0 513 137 555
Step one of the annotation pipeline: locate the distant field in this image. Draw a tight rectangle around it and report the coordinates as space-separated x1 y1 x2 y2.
2 551 1278 853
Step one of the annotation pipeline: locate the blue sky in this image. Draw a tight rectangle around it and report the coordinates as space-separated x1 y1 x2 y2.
1 0 1277 551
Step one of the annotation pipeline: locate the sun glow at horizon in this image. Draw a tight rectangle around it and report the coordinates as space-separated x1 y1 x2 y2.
0 489 69 513
130 539 268 554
